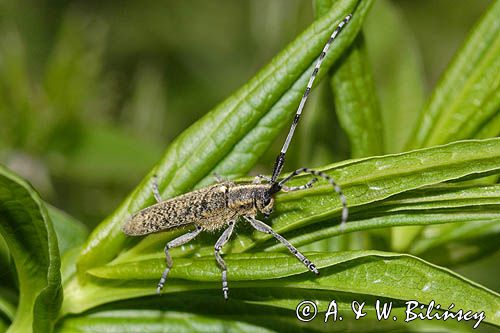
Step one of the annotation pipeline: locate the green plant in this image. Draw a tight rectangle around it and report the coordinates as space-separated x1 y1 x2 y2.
0 0 499 332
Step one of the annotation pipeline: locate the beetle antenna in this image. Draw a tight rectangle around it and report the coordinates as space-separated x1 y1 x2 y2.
270 13 352 184
278 167 348 226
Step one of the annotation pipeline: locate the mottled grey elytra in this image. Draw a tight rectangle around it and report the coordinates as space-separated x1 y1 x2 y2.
123 182 274 235
122 14 352 300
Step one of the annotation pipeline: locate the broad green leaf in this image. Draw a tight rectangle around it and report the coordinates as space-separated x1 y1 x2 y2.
76 0 373 277
0 166 62 333
408 0 500 148
65 251 500 329
364 0 426 153
330 34 384 158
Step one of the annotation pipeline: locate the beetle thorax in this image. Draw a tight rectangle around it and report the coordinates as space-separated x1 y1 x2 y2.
227 184 274 216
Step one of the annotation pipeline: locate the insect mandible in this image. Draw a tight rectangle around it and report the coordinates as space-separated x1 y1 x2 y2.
122 13 352 299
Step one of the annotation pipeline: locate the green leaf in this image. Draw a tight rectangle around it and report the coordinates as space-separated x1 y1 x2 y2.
0 234 13 287
55 309 279 333
317 0 384 160
0 287 16 322
47 205 88 257
235 139 500 252
66 251 500 329
330 34 384 158
264 184 500 252
55 295 481 333
475 111 500 139
396 0 500 249
0 166 62 333
409 0 500 148
119 138 500 260
61 139 500 315
46 3 499 330
45 205 88 285
76 0 373 278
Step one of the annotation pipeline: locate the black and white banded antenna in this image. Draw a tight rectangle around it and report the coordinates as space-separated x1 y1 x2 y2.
269 13 352 191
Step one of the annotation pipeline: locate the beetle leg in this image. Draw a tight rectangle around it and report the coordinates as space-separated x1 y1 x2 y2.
214 220 236 300
152 174 162 203
253 174 272 184
244 216 319 275
157 225 204 294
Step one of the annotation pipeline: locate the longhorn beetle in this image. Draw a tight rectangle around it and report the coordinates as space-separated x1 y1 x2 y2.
122 14 351 299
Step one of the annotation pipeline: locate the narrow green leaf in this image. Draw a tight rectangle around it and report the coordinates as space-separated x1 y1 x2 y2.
331 34 384 158
314 0 336 17
368 184 500 211
76 0 373 278
123 138 500 258
409 0 500 148
56 294 479 333
314 0 384 159
475 110 500 139
66 251 500 329
263 185 500 251
397 0 500 252
236 138 500 252
56 309 278 333
0 166 62 333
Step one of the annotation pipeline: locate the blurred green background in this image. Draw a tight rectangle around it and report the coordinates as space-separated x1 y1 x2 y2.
0 0 491 228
